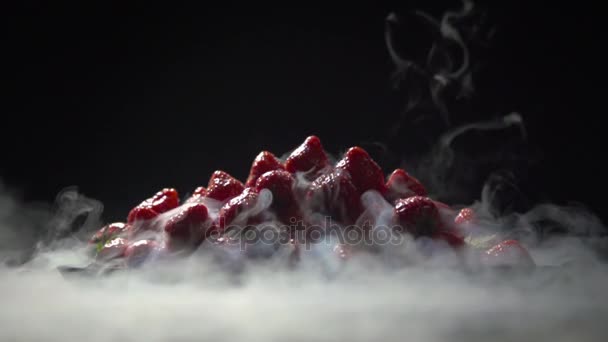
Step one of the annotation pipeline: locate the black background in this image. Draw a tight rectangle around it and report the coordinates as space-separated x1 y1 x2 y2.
3 1 606 223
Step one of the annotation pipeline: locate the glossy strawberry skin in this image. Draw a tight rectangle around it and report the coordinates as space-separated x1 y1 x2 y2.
284 136 329 178
126 206 159 224
481 239 535 268
255 170 303 224
217 187 261 230
454 207 475 225
185 186 207 203
306 169 362 224
150 188 180 213
245 151 285 187
394 196 441 236
255 170 296 207
125 239 163 267
96 237 128 261
165 203 209 249
385 168 427 202
127 188 179 223
335 147 386 194
206 170 245 202
89 222 129 244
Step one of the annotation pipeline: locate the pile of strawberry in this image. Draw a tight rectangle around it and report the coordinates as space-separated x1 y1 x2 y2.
88 136 535 269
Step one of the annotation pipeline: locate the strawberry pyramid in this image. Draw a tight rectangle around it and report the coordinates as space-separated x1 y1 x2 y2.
89 136 535 270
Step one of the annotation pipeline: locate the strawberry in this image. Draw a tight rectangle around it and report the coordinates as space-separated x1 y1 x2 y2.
245 151 285 187
284 135 329 178
193 186 207 196
206 170 245 202
306 168 362 224
127 188 179 223
217 187 262 230
385 168 427 202
185 186 207 203
255 170 301 223
481 239 535 268
165 203 209 250
89 222 128 244
394 196 441 236
126 206 158 224
335 146 386 194
125 239 163 267
454 207 475 225
96 237 128 261
255 170 296 207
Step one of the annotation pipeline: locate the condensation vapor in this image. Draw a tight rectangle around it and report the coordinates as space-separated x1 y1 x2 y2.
1 1 608 341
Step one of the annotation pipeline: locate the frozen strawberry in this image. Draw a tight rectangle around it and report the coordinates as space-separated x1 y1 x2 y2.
284 135 329 178
481 239 535 268
185 186 207 203
126 206 158 224
125 239 163 267
245 151 285 187
454 207 475 225
96 237 128 261
394 196 441 236
193 186 207 196
385 168 427 202
165 203 209 249
255 170 297 207
127 188 179 223
89 222 128 244
149 188 180 213
206 170 245 202
306 168 362 224
335 146 386 194
255 170 303 224
217 187 262 230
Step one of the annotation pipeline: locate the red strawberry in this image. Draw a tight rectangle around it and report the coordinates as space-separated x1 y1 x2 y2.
125 239 163 267
284 135 329 178
185 186 207 203
385 168 427 202
394 196 441 236
306 168 362 224
206 170 245 202
217 187 263 230
126 206 158 224
454 207 475 225
165 203 209 249
481 239 535 268
335 146 386 194
255 170 296 207
245 151 285 187
150 188 180 213
255 170 301 223
96 237 128 261
89 222 129 244
127 188 179 223
193 186 207 196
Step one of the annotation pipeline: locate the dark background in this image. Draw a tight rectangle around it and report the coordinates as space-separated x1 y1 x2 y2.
3 1 606 223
